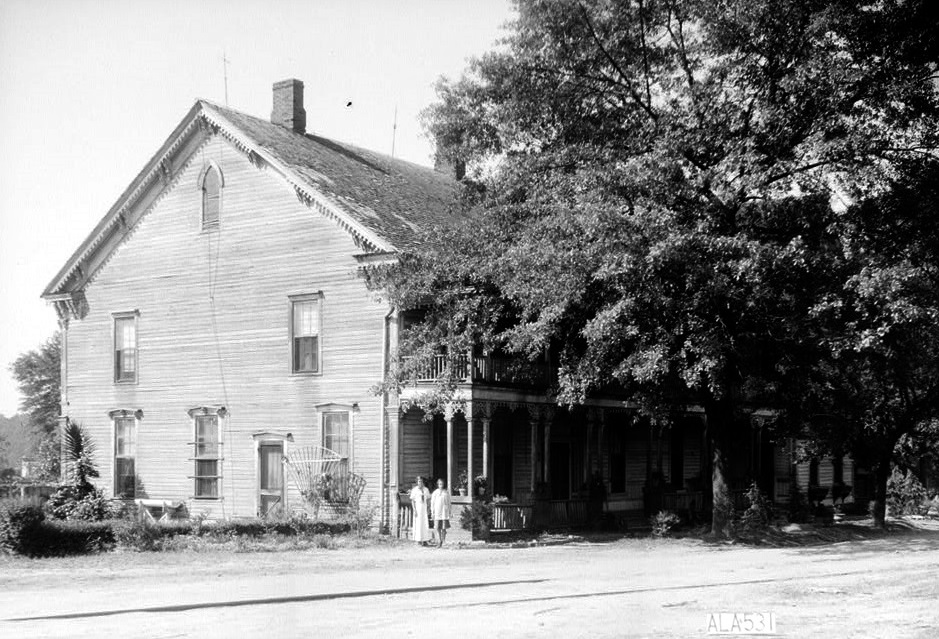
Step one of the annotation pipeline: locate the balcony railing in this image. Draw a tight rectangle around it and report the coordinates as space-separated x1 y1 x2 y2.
408 354 550 388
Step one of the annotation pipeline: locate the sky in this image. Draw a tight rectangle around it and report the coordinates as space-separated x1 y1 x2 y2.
0 0 514 417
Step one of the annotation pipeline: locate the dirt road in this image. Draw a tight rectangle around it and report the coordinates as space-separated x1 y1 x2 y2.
2 528 938 638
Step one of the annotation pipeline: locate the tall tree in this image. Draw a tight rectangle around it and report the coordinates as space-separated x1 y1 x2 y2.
799 161 939 527
371 0 939 535
10 333 61 438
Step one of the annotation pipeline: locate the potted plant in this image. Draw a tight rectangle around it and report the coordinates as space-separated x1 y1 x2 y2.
457 470 468 496
474 474 488 496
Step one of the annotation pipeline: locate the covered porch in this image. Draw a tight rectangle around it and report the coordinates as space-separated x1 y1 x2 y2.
392 396 744 535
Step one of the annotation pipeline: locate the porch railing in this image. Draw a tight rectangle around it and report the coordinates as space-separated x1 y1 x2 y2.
491 502 533 530
548 499 589 527
408 354 550 388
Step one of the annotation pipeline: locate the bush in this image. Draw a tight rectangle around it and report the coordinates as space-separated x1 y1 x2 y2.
887 467 928 516
113 518 163 551
0 498 45 555
33 520 115 555
460 499 493 540
45 485 112 521
651 510 681 538
340 499 378 537
202 516 350 539
740 482 772 533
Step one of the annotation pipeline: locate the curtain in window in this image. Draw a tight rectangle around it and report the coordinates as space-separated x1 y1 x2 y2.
323 412 349 458
259 445 283 491
293 299 320 372
115 317 136 380
194 415 219 498
114 416 136 497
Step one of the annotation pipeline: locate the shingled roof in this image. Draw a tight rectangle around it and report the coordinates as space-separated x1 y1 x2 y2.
206 101 463 251
43 96 465 302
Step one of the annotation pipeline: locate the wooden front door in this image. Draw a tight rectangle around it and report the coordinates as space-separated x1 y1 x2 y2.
258 442 284 517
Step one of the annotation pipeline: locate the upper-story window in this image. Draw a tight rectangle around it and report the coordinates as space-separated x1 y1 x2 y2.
290 294 322 374
114 313 138 383
200 164 222 229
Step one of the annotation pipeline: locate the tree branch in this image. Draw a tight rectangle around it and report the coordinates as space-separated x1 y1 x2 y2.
577 3 658 123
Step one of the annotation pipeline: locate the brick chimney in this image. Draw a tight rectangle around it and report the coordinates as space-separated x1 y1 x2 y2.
271 79 306 134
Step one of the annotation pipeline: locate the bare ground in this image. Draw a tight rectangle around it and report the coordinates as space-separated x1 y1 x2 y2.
1 519 938 638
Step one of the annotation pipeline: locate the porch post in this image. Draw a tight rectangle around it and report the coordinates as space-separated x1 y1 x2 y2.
445 404 455 493
530 408 539 492
388 405 401 493
597 410 606 483
466 401 474 499
481 406 491 480
544 415 552 491
585 409 595 482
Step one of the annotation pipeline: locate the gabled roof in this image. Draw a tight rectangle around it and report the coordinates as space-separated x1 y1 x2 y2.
42 99 462 301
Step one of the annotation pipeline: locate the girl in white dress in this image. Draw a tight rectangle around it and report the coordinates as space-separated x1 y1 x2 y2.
409 476 432 545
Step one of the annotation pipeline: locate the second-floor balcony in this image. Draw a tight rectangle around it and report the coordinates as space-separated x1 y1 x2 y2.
407 354 551 389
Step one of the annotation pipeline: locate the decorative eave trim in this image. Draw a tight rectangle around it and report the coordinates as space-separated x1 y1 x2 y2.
43 99 397 300
47 291 88 321
198 103 394 255
42 103 207 299
354 251 398 265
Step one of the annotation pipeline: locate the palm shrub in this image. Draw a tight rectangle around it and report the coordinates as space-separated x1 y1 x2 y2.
46 422 110 521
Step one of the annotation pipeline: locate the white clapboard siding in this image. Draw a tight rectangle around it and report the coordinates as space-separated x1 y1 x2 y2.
401 408 431 485
66 133 389 518
512 415 532 501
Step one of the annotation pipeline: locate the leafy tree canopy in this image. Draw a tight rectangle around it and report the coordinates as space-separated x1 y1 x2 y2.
10 333 61 438
368 0 939 532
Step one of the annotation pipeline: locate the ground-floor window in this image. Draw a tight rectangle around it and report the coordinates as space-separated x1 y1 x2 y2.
322 411 350 459
111 410 140 498
189 407 224 499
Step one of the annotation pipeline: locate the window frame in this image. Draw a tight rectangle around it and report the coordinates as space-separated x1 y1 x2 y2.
289 293 324 376
188 406 226 500
113 311 139 384
109 408 142 499
198 162 223 231
315 403 354 467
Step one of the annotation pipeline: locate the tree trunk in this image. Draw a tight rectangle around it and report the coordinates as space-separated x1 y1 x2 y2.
704 395 734 538
871 453 891 530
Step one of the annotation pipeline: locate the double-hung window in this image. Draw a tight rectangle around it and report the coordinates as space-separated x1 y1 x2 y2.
290 294 322 374
191 411 222 498
111 410 140 498
322 411 350 459
114 313 138 383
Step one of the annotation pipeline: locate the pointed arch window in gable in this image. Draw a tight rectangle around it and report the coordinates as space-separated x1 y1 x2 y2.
201 164 222 229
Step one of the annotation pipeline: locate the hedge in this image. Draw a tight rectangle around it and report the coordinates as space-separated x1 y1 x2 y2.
2 499 353 556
